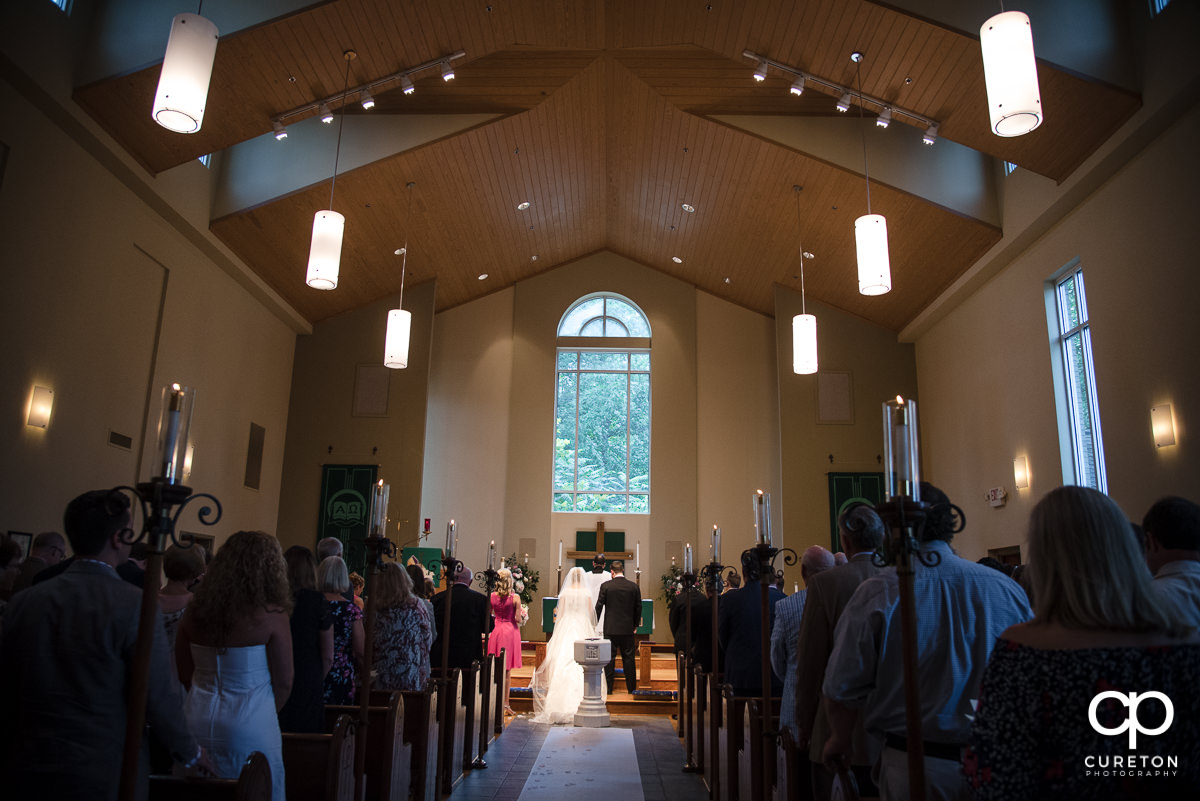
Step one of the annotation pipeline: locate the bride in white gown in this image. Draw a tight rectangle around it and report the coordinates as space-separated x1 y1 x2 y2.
528 566 606 724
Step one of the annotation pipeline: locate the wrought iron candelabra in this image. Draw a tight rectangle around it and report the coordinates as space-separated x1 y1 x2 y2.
679 566 699 772
116 478 221 801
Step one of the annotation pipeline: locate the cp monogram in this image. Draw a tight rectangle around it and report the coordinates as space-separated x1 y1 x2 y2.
1088 691 1174 749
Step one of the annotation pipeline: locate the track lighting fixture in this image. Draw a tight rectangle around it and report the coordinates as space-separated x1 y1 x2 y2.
836 92 853 113
319 103 334 124
401 75 415 95
922 124 939 146
789 76 806 96
752 58 768 82
876 107 892 128
441 61 455 81
360 89 375 110
272 119 287 140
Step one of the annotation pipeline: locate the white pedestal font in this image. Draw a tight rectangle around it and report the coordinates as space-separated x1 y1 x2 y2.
573 638 611 728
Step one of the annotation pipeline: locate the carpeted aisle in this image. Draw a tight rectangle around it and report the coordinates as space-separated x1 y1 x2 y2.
517 727 644 801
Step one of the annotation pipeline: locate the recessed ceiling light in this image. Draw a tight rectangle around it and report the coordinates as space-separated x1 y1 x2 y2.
478 273 488 280
394 248 406 256
723 277 731 284
531 255 538 261
517 201 531 210
672 256 683 264
682 203 695 213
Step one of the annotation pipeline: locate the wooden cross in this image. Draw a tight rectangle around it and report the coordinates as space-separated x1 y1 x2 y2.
565 521 634 562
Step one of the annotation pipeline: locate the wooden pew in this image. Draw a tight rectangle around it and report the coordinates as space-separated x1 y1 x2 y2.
743 697 781 801
677 652 687 736
460 661 484 770
704 675 722 798
281 713 357 801
479 654 493 756
326 691 412 801
435 670 466 795
401 686 441 801
693 666 708 775
774 727 805 801
717 686 748 801
492 649 507 737
149 751 272 801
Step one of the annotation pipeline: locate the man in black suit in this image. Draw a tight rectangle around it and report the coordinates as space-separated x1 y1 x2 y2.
718 550 786 697
431 565 492 674
596 560 642 694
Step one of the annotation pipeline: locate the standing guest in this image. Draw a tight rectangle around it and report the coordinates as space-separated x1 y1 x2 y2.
719 551 786 697
487 567 525 713
689 580 724 674
318 555 364 704
159 543 206 655
669 578 706 656
317 536 343 561
794 503 887 800
722 571 741 593
349 571 366 610
0 490 212 799
176 530 293 801
374 562 434 692
5 530 66 598
1143 495 1200 624
966 486 1200 799
278 546 334 733
821 484 1032 801
770 545 835 738
407 561 436 624
431 565 491 672
596 560 643 694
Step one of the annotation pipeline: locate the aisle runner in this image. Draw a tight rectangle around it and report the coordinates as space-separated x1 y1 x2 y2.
517 727 645 801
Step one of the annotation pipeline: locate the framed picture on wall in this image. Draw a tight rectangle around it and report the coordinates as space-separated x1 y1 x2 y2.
6 531 33 560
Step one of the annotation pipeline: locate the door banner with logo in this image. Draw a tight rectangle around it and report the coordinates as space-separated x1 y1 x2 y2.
317 464 378 577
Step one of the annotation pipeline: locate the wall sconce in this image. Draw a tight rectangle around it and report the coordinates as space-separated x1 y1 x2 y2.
1151 404 1176 448
1013 456 1029 489
27 385 54 428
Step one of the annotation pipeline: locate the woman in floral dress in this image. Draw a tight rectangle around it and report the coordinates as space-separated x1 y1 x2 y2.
318 555 363 704
486 567 525 714
373 562 434 691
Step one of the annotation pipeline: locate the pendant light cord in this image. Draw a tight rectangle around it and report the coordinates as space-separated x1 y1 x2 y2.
855 56 872 214
399 182 415 309
329 54 354 210
795 189 807 315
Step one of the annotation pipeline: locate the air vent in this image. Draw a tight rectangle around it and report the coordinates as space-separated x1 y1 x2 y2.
108 430 133 450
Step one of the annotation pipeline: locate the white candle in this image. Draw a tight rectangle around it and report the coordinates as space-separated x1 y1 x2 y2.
525 553 529 565
446 520 454 554
558 539 563 568
685 543 692 574
636 541 640 569
488 540 495 569
755 490 765 544
714 526 721 564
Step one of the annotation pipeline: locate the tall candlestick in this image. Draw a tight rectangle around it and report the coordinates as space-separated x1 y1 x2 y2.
157 383 194 484
754 490 766 544
488 540 495 569
883 396 921 501
372 480 389 533
446 520 457 557
685 543 692 574
713 525 721 564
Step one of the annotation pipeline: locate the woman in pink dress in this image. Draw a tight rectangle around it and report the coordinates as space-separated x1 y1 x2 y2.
487 567 524 714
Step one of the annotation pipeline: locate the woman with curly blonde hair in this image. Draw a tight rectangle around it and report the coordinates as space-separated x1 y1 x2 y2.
176 531 294 801
486 567 524 714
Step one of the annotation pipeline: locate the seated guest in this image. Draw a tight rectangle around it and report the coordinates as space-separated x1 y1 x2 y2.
374 562 434 692
794 503 886 800
719 551 786 697
771 545 834 739
159 543 206 655
822 483 1032 801
319 555 364 703
278 546 333 732
1 490 211 798
176 530 293 801
5 530 66 598
966 486 1200 799
1143 495 1200 624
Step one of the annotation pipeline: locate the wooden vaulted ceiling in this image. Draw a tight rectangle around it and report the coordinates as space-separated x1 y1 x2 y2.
73 0 1141 330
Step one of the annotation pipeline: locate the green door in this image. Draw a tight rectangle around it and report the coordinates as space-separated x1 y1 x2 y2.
827 472 884 552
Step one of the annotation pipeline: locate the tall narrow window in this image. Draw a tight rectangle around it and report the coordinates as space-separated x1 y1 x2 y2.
553 294 651 514
1049 264 1107 491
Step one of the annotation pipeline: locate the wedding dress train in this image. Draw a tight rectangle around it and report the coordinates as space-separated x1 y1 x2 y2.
528 566 607 724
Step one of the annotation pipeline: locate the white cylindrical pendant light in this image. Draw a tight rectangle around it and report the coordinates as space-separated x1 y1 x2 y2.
306 210 344 290
855 213 892 296
384 309 412 369
980 11 1043 137
152 14 219 134
792 314 818 375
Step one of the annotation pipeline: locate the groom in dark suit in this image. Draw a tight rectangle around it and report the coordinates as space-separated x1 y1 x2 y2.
596 560 642 694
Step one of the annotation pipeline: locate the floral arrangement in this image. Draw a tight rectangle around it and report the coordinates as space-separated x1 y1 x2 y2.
659 563 685 606
476 553 539 607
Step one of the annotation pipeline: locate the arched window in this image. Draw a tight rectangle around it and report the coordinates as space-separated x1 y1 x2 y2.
553 294 651 514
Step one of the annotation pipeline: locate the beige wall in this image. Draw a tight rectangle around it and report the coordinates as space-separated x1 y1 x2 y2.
277 282 436 551
0 76 296 542
774 286 919 581
916 101 1200 560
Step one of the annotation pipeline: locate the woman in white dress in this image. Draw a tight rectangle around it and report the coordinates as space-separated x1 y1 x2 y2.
528 566 606 724
176 530 294 800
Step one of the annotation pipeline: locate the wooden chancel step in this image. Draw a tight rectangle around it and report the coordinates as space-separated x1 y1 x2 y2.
508 640 678 716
